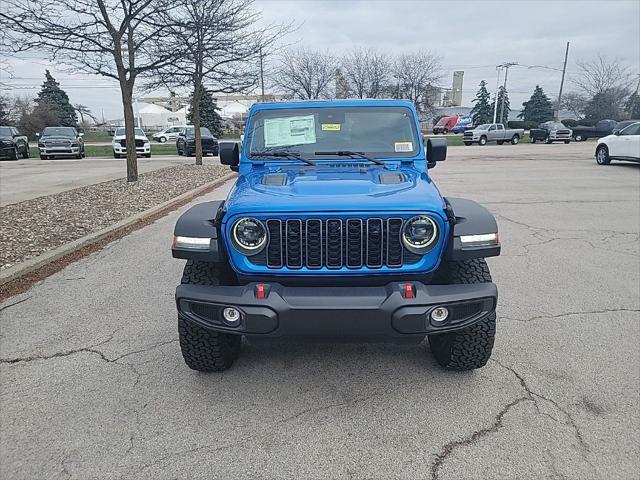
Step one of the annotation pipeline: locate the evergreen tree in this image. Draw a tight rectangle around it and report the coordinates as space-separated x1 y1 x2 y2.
624 91 640 119
490 86 510 125
470 81 492 125
583 89 627 121
518 85 553 123
187 88 224 137
35 70 78 127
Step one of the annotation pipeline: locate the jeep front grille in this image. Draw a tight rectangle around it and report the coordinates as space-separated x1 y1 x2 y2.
250 217 422 269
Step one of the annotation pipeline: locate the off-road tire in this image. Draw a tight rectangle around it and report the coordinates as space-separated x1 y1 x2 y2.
428 258 496 371
595 145 611 165
178 260 241 372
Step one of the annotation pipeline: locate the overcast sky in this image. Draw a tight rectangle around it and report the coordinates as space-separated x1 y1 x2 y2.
2 0 638 120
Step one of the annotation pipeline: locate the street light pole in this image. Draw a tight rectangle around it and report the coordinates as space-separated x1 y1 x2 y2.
556 42 570 120
492 66 501 124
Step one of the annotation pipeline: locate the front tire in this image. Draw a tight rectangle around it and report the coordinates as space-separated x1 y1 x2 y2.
428 259 496 371
159 136 167 143
479 136 487 146
530 136 536 144
178 260 241 372
564 140 570 144
463 142 472 146
574 134 584 142
9 146 18 160
596 145 611 165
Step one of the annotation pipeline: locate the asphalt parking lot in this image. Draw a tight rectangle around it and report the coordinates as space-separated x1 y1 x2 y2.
0 156 220 206
1 142 638 479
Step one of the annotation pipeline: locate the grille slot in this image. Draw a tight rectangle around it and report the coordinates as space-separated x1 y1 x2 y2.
248 217 427 270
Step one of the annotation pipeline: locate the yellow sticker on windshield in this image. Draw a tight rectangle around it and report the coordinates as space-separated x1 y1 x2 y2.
395 142 413 152
321 123 341 131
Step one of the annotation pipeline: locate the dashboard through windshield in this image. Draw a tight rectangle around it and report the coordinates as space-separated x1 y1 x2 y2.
247 106 420 160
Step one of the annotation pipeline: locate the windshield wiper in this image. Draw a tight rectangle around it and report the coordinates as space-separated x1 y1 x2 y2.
251 150 316 166
314 150 384 166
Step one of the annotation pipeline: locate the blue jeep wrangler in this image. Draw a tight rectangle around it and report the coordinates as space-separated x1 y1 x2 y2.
172 99 500 372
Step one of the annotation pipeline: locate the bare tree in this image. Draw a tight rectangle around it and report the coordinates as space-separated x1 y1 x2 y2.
572 54 635 97
74 104 97 128
271 48 337 100
342 48 391 99
1 0 176 181
558 92 588 119
150 0 287 165
392 51 443 118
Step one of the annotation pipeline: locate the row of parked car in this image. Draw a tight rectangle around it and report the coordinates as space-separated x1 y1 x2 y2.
0 124 220 160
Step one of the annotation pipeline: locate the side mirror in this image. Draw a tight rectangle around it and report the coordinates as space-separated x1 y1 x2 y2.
426 137 447 169
220 142 240 170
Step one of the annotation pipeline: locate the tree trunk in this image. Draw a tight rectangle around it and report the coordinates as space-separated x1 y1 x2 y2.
192 82 203 166
120 82 138 182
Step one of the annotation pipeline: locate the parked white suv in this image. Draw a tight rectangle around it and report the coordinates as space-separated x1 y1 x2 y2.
112 127 151 158
595 122 640 165
152 126 186 143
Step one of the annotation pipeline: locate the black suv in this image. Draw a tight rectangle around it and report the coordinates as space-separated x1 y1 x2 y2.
176 127 219 157
0 126 30 160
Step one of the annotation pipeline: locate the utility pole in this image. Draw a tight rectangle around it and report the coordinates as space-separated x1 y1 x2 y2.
555 41 570 120
498 62 517 125
259 47 265 102
492 66 501 124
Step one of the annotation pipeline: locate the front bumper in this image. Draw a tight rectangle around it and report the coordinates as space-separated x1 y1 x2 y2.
113 144 150 154
39 147 80 156
176 281 497 338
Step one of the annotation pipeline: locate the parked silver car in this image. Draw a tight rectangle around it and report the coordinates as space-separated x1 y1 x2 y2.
152 125 187 143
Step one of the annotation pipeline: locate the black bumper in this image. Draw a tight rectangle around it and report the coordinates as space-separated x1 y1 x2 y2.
176 281 497 338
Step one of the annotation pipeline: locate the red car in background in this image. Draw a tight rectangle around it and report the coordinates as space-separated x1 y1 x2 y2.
432 115 458 134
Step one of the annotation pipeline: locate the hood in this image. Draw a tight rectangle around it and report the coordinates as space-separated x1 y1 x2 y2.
41 135 76 141
224 164 446 215
113 134 147 141
0 135 13 141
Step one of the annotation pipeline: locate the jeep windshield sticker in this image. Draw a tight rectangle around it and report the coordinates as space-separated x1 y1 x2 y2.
264 115 316 147
321 123 341 131
394 141 413 152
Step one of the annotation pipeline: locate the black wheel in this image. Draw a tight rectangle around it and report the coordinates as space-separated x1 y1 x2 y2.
511 135 520 145
428 258 496 371
178 260 241 372
496 140 504 145
463 142 472 146
186 148 194 157
443 129 448 135
159 136 167 143
40 153 48 160
114 152 120 159
75 153 82 159
595 145 611 165
479 136 487 146
9 146 18 160
22 145 30 159
564 140 570 144
530 136 536 144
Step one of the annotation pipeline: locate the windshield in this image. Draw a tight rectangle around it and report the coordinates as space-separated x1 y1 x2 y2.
185 127 213 137
115 127 145 136
547 122 565 129
42 127 76 137
247 106 419 159
0 127 12 136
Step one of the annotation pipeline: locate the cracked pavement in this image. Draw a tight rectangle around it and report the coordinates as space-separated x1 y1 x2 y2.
1 142 639 479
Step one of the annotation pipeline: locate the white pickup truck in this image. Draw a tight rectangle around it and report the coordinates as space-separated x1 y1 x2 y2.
463 123 524 146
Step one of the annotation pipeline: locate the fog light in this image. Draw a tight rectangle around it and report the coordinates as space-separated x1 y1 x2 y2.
222 307 241 326
430 306 449 324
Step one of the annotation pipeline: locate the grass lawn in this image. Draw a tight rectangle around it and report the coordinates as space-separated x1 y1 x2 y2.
29 143 179 158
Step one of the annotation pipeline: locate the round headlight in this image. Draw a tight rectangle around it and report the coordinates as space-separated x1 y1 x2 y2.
402 215 438 254
231 217 267 255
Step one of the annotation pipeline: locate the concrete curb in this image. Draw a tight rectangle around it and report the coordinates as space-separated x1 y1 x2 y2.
0 172 236 286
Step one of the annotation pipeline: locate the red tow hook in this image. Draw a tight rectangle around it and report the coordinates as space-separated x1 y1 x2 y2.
255 283 268 299
400 283 415 299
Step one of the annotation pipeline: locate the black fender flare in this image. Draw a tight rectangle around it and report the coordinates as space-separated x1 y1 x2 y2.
444 197 501 261
172 201 225 262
